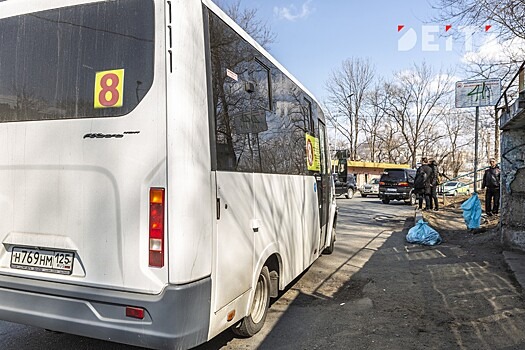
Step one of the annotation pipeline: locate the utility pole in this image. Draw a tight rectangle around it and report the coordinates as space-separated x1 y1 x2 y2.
474 106 479 193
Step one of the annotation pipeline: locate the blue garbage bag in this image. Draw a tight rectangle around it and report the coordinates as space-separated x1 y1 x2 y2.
406 219 442 246
460 192 482 229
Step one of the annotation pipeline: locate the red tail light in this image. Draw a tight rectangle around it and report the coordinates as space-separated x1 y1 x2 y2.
379 181 385 185
398 182 409 187
149 188 165 267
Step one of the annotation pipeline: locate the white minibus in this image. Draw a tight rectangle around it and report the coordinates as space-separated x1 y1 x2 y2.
0 0 337 348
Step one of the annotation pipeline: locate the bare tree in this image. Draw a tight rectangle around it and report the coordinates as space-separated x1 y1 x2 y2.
323 103 353 150
215 0 276 49
433 107 475 177
360 83 389 162
380 62 453 167
325 57 375 160
432 0 525 42
432 0 525 161
375 119 408 164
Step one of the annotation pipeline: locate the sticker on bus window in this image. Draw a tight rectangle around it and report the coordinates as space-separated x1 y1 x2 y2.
305 134 320 172
94 69 125 109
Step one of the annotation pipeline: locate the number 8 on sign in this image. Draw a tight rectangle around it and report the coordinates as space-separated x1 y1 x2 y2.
94 69 124 108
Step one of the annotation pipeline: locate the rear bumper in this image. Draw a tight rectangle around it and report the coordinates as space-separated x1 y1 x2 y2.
379 191 410 200
362 189 379 195
0 274 211 349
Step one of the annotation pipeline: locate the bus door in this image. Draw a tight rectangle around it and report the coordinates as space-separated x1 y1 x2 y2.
317 121 330 248
214 171 254 312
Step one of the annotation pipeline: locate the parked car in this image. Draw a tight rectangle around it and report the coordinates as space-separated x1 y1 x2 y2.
439 181 471 196
360 178 380 197
334 173 357 199
378 168 417 205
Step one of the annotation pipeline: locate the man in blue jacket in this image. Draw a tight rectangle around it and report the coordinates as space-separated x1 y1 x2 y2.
481 158 501 216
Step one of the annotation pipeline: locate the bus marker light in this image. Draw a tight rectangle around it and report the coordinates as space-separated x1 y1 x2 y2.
227 310 236 322
126 307 145 319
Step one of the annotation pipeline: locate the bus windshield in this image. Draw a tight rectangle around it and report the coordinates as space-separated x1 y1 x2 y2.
0 0 155 122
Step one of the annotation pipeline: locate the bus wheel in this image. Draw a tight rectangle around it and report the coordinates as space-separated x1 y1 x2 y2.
323 228 336 255
345 189 354 199
381 199 390 204
232 266 271 337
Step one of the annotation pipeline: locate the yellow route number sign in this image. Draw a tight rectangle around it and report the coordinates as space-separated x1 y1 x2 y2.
94 69 124 109
305 134 320 172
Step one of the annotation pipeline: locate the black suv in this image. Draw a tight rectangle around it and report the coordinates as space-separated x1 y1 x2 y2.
378 168 417 205
334 173 357 199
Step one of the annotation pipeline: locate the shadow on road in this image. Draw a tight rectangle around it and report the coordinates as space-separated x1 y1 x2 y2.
243 215 525 350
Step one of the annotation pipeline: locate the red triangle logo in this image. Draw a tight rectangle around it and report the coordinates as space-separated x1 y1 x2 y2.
398 25 404 32
445 25 452 32
485 25 492 32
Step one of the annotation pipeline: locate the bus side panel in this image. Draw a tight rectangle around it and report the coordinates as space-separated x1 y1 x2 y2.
167 0 213 284
254 174 320 288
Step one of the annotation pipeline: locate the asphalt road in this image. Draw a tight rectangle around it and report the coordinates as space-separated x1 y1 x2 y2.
0 195 414 350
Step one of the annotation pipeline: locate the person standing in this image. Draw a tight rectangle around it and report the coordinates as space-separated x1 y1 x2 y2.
481 158 501 216
429 159 439 211
415 157 433 210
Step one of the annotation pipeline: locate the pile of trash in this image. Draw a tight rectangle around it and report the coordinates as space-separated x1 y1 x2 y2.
406 219 442 246
460 193 482 230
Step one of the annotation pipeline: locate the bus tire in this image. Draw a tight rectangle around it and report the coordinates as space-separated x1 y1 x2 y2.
381 199 390 204
345 188 354 199
323 228 336 255
232 266 271 337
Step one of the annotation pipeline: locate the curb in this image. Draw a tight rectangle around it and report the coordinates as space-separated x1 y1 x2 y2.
414 208 424 223
503 251 525 291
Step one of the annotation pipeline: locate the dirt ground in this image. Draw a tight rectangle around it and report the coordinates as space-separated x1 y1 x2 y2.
423 193 503 265
272 194 525 350
318 193 525 350
402 193 525 350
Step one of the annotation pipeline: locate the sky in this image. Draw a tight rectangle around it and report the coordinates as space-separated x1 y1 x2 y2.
217 0 500 101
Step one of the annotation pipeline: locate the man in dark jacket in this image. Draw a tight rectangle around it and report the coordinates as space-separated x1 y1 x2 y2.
415 157 433 210
481 158 501 216
428 159 439 211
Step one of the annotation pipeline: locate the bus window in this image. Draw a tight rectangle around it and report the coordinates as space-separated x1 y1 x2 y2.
0 0 154 122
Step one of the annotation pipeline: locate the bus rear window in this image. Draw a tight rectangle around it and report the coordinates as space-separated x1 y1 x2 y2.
0 0 154 122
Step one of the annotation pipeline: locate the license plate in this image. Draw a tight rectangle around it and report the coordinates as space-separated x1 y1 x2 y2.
386 188 397 192
11 247 74 275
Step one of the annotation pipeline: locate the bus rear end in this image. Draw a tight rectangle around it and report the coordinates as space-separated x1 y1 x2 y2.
0 0 210 348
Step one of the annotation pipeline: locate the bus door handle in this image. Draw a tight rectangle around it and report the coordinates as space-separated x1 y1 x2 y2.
251 219 261 232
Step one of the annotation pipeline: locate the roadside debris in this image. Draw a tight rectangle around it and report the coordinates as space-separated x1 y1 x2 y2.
406 219 442 246
460 193 482 229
